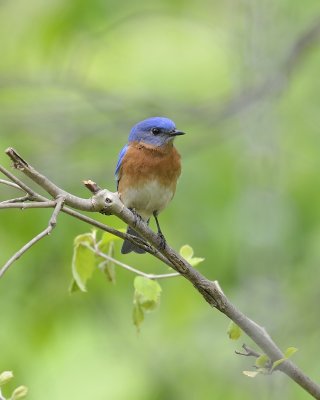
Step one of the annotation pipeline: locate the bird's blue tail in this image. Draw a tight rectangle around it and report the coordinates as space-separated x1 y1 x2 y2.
121 226 146 254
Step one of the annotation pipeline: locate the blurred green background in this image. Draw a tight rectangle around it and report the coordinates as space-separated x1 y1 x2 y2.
1 0 320 399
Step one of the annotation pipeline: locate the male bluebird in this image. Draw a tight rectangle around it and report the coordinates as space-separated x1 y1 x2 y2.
115 117 185 254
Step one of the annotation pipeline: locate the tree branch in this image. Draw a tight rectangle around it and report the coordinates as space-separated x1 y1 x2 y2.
1 148 320 398
0 196 65 278
0 179 24 192
92 245 180 280
0 201 56 209
0 195 30 204
235 344 261 359
3 148 177 268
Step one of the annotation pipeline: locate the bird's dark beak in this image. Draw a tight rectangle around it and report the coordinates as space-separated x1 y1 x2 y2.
170 129 186 136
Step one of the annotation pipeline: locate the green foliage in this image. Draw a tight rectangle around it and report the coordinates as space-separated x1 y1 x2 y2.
271 358 286 371
242 370 260 378
0 371 13 386
0 371 28 400
242 347 299 378
132 303 144 331
179 245 205 267
133 277 162 331
10 386 28 400
1 0 319 398
227 321 242 340
98 242 116 284
70 232 96 292
284 346 298 358
70 230 121 292
271 347 298 372
255 354 270 369
96 232 121 284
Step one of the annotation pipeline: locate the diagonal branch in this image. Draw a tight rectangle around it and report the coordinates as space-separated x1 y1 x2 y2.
0 164 48 201
2 148 175 267
1 148 320 398
5 147 95 211
0 158 173 269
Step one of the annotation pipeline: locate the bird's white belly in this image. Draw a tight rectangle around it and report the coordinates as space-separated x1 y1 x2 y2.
121 180 174 220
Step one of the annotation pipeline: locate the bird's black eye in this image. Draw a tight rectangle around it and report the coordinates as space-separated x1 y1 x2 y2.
151 127 160 135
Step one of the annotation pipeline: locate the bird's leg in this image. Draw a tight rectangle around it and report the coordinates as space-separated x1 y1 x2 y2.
153 211 166 250
129 208 142 228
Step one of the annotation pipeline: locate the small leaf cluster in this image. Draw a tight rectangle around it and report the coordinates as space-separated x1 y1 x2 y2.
226 320 298 378
70 230 120 292
0 371 28 400
179 245 205 267
70 232 205 330
133 276 162 331
243 347 298 378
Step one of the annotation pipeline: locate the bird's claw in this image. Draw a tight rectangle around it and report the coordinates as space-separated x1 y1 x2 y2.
157 232 166 250
130 208 143 227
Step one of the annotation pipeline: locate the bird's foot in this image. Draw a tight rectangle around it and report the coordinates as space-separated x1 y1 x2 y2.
157 232 166 250
129 208 143 227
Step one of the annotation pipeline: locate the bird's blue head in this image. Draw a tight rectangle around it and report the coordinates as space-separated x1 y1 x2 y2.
128 117 185 147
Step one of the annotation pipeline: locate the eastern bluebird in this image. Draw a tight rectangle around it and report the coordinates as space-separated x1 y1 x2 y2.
115 117 185 254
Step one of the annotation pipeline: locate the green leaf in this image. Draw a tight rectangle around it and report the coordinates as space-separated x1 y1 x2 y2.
180 244 194 259
179 244 205 268
132 303 144 332
98 242 116 284
132 277 162 330
227 321 242 340
74 231 95 247
255 354 269 368
271 358 286 370
68 279 81 293
97 231 122 253
99 261 116 283
11 385 28 400
134 276 162 312
189 257 205 267
71 242 96 292
243 370 260 378
271 347 298 371
0 370 14 386
284 347 298 358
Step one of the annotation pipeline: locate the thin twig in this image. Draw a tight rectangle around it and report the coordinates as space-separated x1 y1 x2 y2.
0 201 56 209
5 148 93 210
0 178 24 191
0 196 64 279
0 195 30 204
1 150 320 399
235 344 261 358
0 158 173 268
62 207 175 268
0 164 48 201
93 246 180 280
2 152 174 267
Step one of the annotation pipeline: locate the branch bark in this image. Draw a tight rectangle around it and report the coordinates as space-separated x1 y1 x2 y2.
1 148 320 399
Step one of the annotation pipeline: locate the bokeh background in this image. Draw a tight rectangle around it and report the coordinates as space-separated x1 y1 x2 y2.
1 1 320 399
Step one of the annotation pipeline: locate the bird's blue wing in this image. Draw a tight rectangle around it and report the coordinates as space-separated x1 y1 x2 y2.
115 144 128 189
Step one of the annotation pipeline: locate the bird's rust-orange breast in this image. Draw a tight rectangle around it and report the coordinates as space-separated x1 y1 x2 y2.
118 141 181 194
